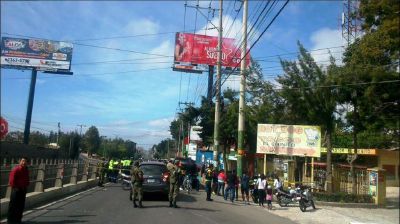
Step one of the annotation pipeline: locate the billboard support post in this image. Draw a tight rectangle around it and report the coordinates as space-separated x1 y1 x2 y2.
207 65 214 105
23 68 37 144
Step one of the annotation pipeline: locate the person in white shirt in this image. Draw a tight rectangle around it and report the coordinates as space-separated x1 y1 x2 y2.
256 174 267 207
274 176 282 191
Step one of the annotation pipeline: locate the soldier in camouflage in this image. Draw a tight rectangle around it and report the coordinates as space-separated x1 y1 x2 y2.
97 159 106 187
131 161 144 208
168 160 181 208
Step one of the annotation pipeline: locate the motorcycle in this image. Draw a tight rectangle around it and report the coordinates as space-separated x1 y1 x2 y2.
276 187 301 207
299 187 316 212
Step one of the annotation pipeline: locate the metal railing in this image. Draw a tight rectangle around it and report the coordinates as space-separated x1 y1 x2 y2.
1 157 99 199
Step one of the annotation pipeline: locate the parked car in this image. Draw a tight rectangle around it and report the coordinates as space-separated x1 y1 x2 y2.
139 161 169 196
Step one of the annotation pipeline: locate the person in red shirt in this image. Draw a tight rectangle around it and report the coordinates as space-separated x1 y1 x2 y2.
217 169 226 196
7 157 29 224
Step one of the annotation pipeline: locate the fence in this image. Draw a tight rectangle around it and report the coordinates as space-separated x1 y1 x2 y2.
302 163 369 195
0 158 99 199
333 166 369 195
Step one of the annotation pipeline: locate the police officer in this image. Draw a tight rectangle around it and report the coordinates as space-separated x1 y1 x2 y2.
203 163 214 201
168 160 181 208
131 161 144 208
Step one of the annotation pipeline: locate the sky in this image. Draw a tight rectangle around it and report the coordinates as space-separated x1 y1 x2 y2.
1 1 344 149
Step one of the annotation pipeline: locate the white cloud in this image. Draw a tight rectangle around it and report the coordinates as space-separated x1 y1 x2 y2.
309 28 344 65
197 15 259 46
148 117 173 127
139 40 174 69
123 18 160 36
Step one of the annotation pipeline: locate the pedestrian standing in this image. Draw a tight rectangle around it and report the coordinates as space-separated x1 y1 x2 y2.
256 174 267 207
234 171 239 201
203 164 214 201
274 176 282 192
217 169 226 196
131 161 144 208
224 170 236 203
266 185 273 210
168 160 181 208
7 157 29 224
240 172 250 204
97 159 106 187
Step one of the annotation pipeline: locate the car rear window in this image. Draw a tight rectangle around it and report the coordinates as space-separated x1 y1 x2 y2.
140 164 167 175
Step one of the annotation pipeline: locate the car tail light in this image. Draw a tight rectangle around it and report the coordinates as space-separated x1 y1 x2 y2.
162 172 169 182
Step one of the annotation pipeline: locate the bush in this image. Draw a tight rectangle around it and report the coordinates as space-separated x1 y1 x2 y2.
314 192 373 203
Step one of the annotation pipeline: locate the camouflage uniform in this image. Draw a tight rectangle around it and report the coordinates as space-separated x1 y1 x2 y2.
131 163 144 208
168 161 181 208
97 161 105 186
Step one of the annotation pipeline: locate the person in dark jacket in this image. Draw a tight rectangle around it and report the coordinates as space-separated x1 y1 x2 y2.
8 157 30 223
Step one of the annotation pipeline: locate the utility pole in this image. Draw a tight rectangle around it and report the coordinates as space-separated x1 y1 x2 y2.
237 0 248 178
77 124 86 136
213 0 223 167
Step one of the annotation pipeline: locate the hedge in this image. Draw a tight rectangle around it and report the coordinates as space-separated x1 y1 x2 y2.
313 192 374 203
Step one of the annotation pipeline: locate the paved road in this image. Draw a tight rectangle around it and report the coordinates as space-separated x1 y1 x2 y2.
14 183 295 224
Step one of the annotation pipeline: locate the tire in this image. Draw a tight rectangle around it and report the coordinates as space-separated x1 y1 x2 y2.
299 200 307 212
311 200 316 209
278 197 285 207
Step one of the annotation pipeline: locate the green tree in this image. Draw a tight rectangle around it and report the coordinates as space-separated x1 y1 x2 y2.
336 0 399 194
59 132 81 159
83 126 100 156
277 43 339 192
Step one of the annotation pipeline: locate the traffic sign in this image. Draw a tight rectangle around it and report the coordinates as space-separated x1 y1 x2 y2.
0 117 9 139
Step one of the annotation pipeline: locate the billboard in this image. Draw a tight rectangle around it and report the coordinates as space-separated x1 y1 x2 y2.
256 124 321 157
1 37 73 72
174 32 249 68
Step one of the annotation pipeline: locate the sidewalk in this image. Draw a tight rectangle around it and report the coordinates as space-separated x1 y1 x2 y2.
223 187 399 224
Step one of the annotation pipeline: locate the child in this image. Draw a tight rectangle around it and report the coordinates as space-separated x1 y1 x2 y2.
266 185 273 210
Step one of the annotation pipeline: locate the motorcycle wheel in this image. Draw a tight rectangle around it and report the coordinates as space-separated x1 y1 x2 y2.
278 198 285 207
311 200 316 209
299 200 307 212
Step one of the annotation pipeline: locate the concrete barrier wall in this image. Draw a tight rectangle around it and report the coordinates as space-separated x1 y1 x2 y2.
0 179 98 217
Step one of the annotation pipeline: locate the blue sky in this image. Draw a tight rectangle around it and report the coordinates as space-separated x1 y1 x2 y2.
1 1 344 149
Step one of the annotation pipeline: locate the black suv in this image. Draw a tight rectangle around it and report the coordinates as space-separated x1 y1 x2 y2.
139 161 169 196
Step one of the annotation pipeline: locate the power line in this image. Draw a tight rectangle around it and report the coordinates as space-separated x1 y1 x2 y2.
220 0 290 89
3 67 171 80
1 32 173 58
249 80 400 92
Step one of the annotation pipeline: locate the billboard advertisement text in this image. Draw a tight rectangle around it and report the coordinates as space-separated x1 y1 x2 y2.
174 32 249 68
256 124 321 157
1 37 73 72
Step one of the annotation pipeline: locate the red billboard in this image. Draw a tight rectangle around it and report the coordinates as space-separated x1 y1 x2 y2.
174 32 249 68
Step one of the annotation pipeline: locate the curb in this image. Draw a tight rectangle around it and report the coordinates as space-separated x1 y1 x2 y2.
315 200 380 208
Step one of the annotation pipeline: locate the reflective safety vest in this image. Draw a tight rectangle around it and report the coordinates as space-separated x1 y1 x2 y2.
108 160 114 170
205 168 213 182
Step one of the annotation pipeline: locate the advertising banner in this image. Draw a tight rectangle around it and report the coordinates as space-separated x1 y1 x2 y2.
321 148 377 155
257 124 321 157
174 32 249 68
1 37 73 72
